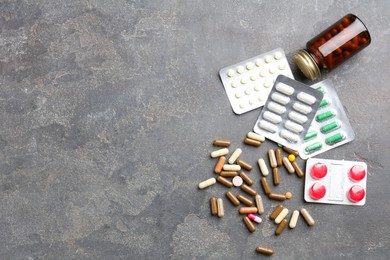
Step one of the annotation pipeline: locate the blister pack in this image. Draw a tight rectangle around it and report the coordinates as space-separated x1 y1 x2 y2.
299 80 355 159
253 75 324 151
304 158 367 206
219 48 294 114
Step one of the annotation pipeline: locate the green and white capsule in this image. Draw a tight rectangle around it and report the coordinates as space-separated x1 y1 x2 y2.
304 131 318 141
319 98 331 108
321 121 341 134
305 142 323 153
326 133 345 145
316 110 336 122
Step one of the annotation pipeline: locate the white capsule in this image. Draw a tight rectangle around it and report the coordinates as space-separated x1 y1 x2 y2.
258 158 269 176
275 208 289 224
289 210 300 229
198 178 216 189
288 111 308 124
210 148 229 158
267 101 286 115
259 120 278 133
280 129 299 143
263 111 282 124
275 83 295 96
271 92 290 105
247 132 265 142
217 198 224 218
284 120 304 133
297 92 317 105
223 164 241 171
293 102 312 114
228 148 242 164
255 194 264 214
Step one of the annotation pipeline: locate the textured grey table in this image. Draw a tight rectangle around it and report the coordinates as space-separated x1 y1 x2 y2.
1 1 389 259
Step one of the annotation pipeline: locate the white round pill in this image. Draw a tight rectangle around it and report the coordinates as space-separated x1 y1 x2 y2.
246 63 254 70
237 66 245 74
241 78 248 84
235 91 242 98
259 71 267 77
249 97 256 105
245 89 252 95
274 52 283 60
265 56 273 63
239 102 246 108
278 63 286 70
250 74 258 81
269 67 276 74
232 176 243 187
254 85 261 91
231 81 239 88
264 81 272 88
227 69 235 77
255 59 263 67
258 93 267 101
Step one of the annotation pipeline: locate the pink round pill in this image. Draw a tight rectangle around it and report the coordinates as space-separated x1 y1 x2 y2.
311 162 327 179
349 165 366 181
348 185 365 202
248 213 262 224
309 182 326 200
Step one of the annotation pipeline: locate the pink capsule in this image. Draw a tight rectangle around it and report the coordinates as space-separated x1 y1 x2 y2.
248 213 262 224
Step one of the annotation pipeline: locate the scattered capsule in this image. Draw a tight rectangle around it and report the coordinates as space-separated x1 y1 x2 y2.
275 148 283 166
241 184 257 196
255 194 264 214
240 171 254 186
214 156 226 174
321 121 340 133
270 205 284 220
213 139 231 147
210 197 218 215
239 207 258 214
223 164 241 171
285 192 293 199
198 178 216 189
289 210 300 229
244 138 261 147
268 149 277 168
228 148 242 164
258 158 269 176
305 142 323 153
326 133 345 144
297 92 317 105
237 159 253 171
283 146 299 156
255 246 274 256
243 216 256 233
217 198 224 218
226 191 240 206
275 208 289 224
300 208 315 226
247 132 265 142
220 171 238 177
217 176 233 188
260 177 271 195
237 194 253 206
248 213 262 224
291 161 304 177
210 148 229 158
275 219 288 235
269 193 287 201
272 168 280 185
283 157 295 174
316 110 335 122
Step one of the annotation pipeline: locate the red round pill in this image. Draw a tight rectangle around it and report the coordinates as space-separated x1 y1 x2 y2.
348 185 365 202
309 182 326 200
311 162 327 179
349 165 366 181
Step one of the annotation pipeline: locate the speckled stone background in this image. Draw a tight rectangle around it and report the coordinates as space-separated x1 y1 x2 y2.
1 1 389 259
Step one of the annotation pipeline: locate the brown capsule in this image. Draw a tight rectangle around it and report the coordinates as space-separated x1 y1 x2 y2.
225 191 240 206
243 216 256 233
239 207 258 214
282 146 299 156
260 177 271 195
214 156 226 174
237 159 253 171
275 148 283 167
270 205 284 220
240 171 254 186
220 171 238 177
268 193 286 201
244 138 261 147
210 197 218 215
291 161 304 177
272 168 280 185
237 194 253 206
217 176 233 188
275 219 288 235
213 139 231 147
283 157 295 174
241 184 257 196
268 149 277 168
255 246 274 256
301 208 315 226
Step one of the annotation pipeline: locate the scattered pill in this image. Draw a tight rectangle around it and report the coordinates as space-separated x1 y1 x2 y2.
255 246 274 256
213 139 231 147
211 148 229 158
240 171 254 186
288 111 308 124
217 176 234 188
248 213 262 224
220 171 238 177
284 120 304 133
285 192 293 199
269 193 287 201
244 137 261 147
267 101 287 115
288 154 296 162
223 164 241 171
282 146 299 156
255 194 264 214
198 178 216 189
228 148 242 164
243 216 256 233
263 111 283 124
268 149 277 168
276 83 295 95
217 198 224 218
259 120 279 133
280 129 299 143
210 197 218 215
239 207 258 214
291 161 304 177
226 191 240 206
258 159 269 176
275 219 288 235
275 148 283 166
275 208 289 224
237 159 253 171
214 156 226 174
237 194 253 206
316 110 336 122
283 157 295 174
232 176 244 187
247 132 265 142
272 168 280 185
325 132 345 144
241 184 257 196
321 121 340 133
270 205 284 220
260 177 271 195
300 208 315 226
289 210 300 229
305 142 323 153
271 92 291 105
297 92 317 105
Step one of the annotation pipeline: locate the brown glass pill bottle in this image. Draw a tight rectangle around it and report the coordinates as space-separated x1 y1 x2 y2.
294 14 371 80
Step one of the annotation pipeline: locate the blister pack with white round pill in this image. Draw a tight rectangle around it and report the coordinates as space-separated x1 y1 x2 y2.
219 48 294 114
304 158 367 206
253 75 324 150
298 80 355 159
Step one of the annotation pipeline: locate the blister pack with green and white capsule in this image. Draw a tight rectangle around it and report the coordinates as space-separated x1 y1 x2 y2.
298 79 355 159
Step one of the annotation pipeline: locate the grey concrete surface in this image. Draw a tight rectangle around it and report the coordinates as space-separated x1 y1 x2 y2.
1 0 389 259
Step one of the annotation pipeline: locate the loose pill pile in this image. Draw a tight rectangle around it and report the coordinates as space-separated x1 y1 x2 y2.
219 48 294 114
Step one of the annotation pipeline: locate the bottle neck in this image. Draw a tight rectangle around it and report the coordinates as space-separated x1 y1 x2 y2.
293 49 321 80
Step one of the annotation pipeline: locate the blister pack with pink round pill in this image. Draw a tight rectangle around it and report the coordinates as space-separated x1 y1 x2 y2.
219 48 294 114
304 158 367 206
253 75 324 151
